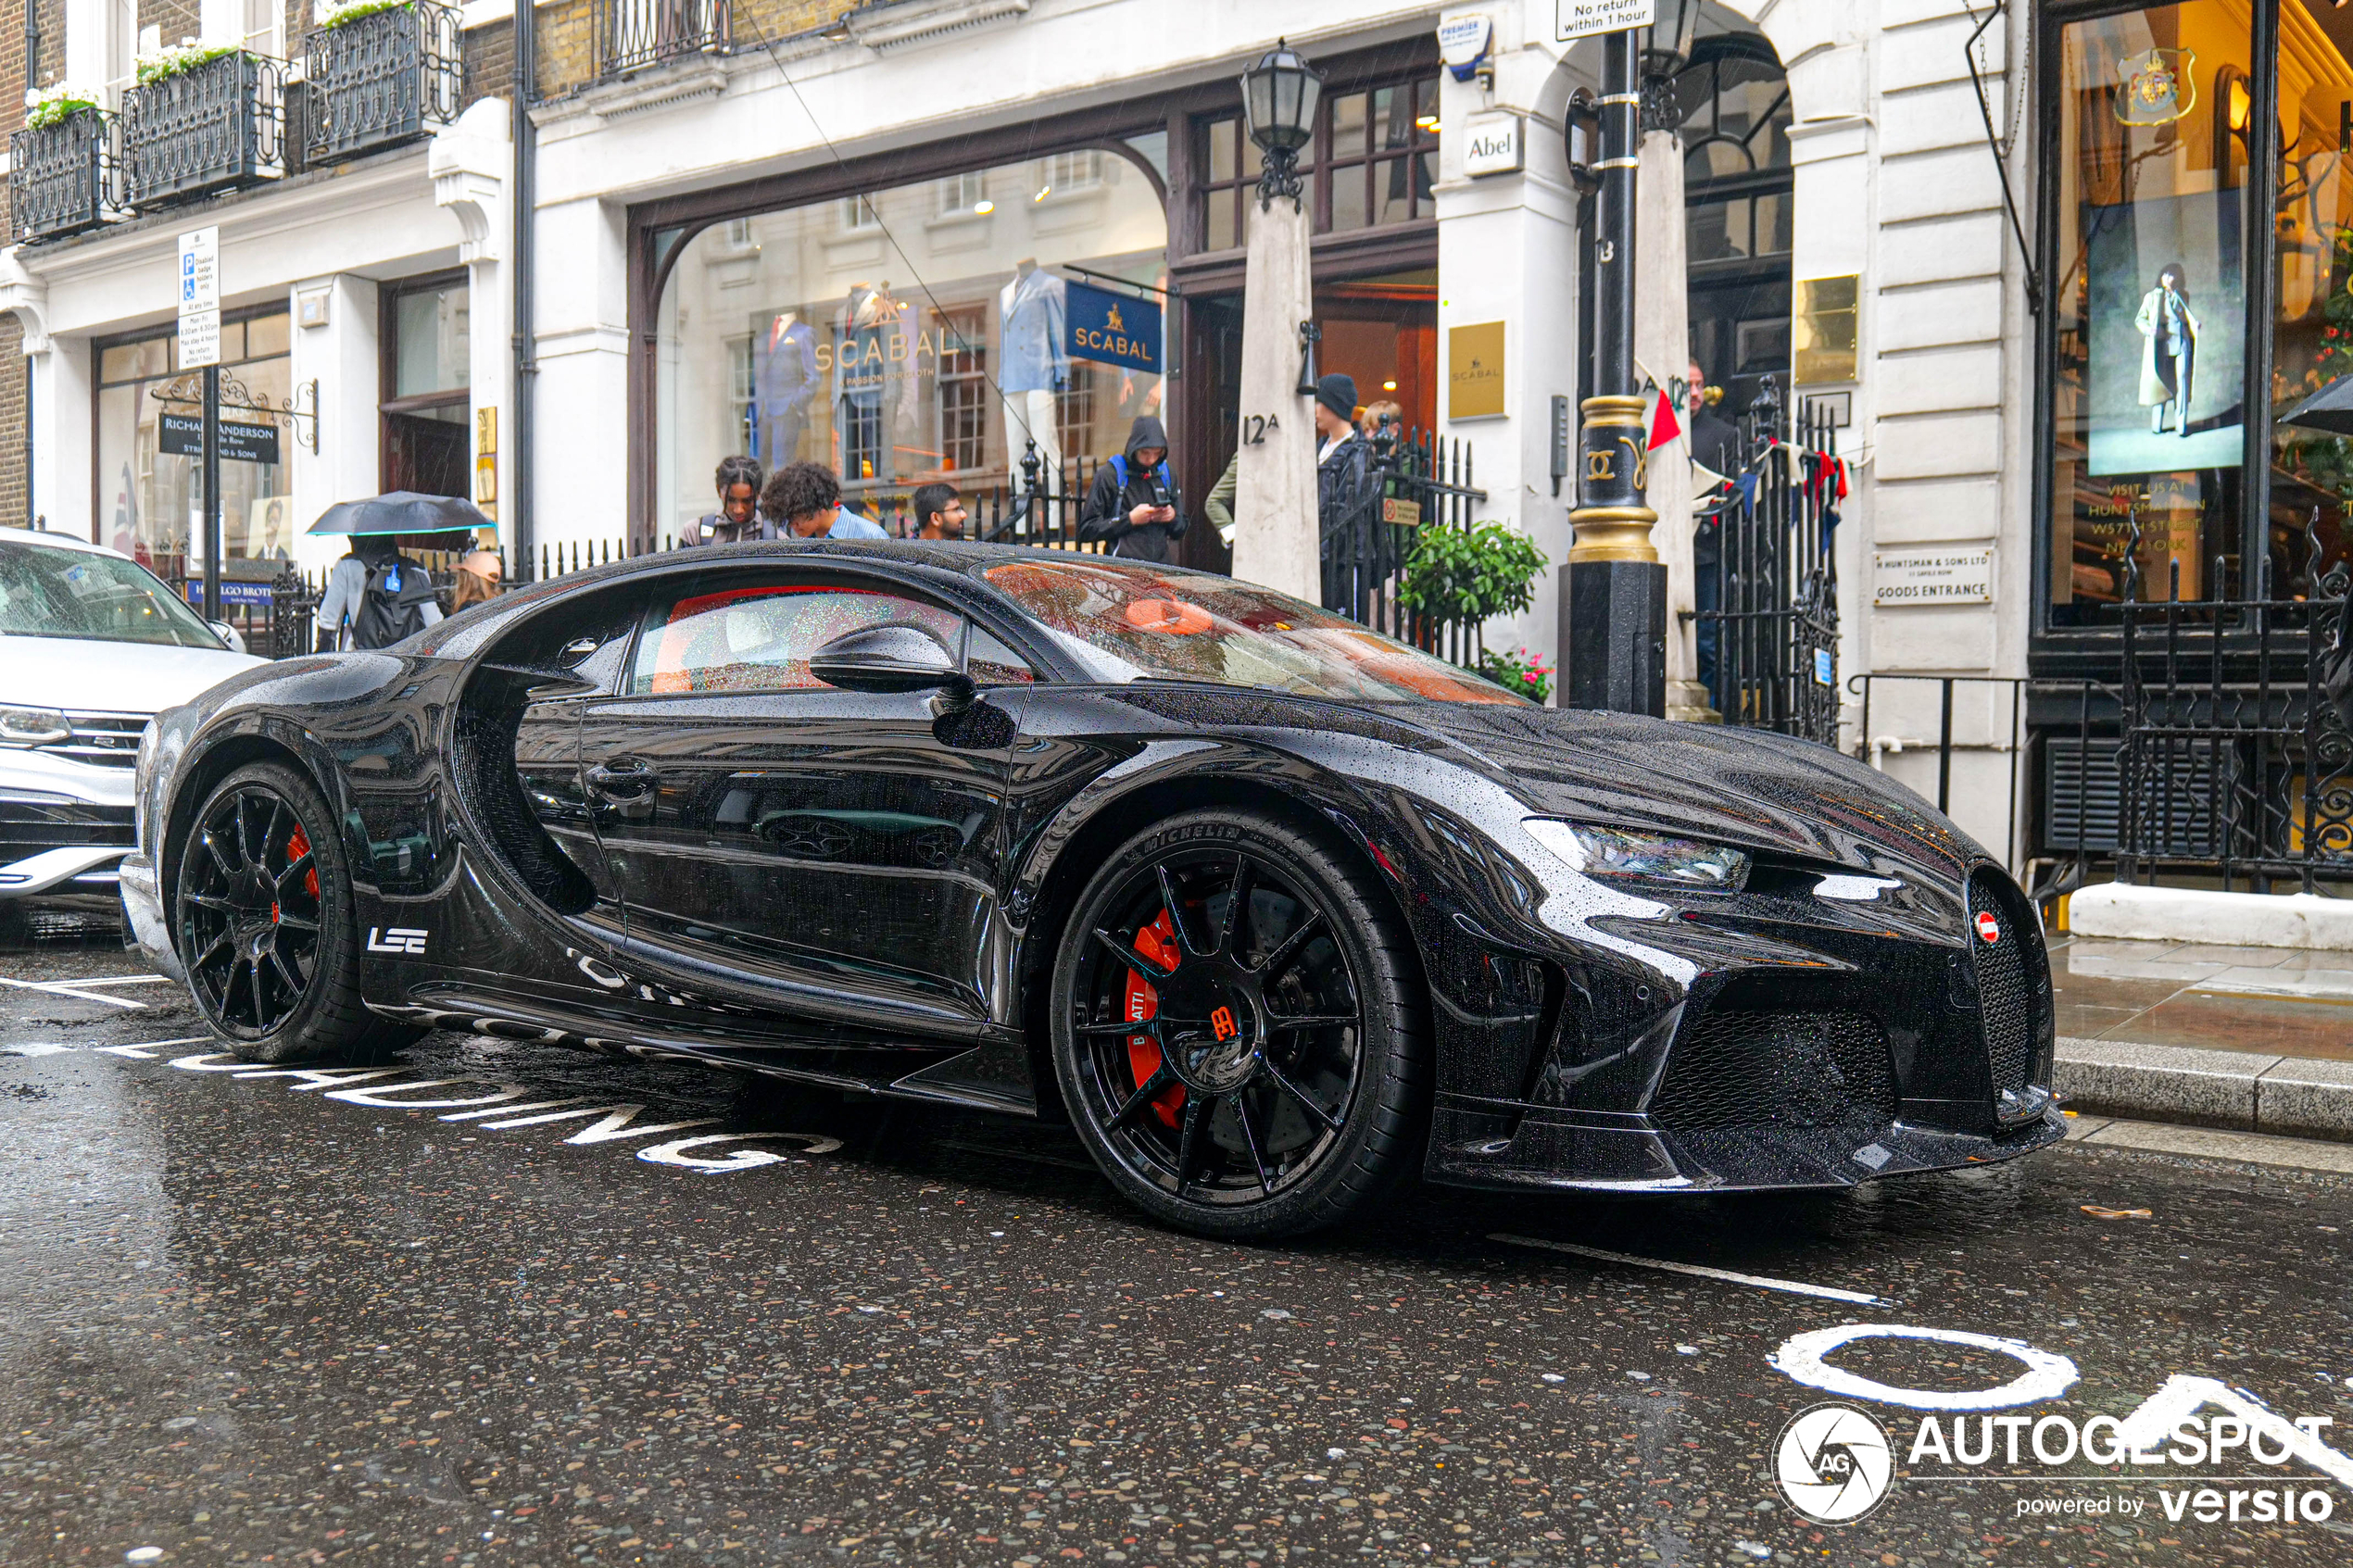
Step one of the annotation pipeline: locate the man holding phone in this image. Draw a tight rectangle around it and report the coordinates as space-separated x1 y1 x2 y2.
1078 415 1188 562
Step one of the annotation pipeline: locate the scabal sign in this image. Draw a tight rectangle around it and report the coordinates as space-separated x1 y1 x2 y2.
1874 546 1994 607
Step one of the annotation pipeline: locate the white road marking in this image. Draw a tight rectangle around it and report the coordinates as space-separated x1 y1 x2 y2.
1771 1323 2078 1411
1491 1232 1891 1307
0 973 174 1010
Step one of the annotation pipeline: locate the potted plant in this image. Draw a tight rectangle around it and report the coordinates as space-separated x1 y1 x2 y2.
119 39 283 207
306 0 458 161
11 82 112 243
1395 520 1552 697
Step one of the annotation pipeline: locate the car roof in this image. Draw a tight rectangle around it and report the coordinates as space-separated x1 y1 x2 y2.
0 524 134 562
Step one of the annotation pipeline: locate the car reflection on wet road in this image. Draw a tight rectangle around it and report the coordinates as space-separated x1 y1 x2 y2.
6 936 2353 1567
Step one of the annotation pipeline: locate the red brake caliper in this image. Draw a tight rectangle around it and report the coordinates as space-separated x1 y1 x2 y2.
287 823 318 898
1124 910 1189 1129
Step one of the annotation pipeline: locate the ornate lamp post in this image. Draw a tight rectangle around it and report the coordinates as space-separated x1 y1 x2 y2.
1564 28 1665 715
1230 41 1326 602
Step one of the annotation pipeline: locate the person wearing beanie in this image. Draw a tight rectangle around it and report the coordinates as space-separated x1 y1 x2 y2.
1314 372 1373 613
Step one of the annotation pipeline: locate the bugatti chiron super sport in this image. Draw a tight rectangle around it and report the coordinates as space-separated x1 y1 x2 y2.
121 542 2060 1238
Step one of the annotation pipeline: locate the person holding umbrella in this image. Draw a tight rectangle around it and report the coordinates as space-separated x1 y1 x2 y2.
308 493 490 651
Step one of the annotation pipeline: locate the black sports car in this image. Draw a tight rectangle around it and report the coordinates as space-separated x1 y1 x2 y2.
121 542 2060 1238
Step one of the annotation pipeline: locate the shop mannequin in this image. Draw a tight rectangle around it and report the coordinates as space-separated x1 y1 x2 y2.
754 309 821 468
1000 258 1067 487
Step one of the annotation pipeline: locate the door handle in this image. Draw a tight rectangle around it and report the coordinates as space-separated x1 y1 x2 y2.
585 761 659 822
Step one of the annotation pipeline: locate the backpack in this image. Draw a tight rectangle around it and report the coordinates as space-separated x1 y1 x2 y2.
352 555 439 649
1108 453 1175 500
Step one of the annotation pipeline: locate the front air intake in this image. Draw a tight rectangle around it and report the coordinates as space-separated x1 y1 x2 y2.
1649 1009 1895 1133
1968 873 2034 1094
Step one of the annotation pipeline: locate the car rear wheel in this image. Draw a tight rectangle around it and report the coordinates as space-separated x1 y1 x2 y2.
1050 809 1426 1240
173 761 417 1065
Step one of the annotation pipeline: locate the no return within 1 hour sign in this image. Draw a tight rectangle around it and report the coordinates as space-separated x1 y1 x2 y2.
1874 546 1994 607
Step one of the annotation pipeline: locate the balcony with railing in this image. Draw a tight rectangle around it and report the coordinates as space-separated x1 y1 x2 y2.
8 110 117 244
593 0 731 80
119 51 286 208
304 1 462 163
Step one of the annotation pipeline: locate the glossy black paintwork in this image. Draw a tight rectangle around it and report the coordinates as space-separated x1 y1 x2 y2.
132 541 2062 1195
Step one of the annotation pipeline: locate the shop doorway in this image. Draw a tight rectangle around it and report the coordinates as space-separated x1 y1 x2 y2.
1174 270 1436 572
380 273 471 499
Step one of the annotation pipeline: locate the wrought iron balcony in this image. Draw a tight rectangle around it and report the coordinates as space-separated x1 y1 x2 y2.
8 111 117 244
119 51 285 209
593 0 732 80
304 1 461 163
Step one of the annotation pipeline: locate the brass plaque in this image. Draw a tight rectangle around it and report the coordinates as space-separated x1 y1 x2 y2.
1793 275 1858 385
1380 496 1423 526
1449 321 1506 420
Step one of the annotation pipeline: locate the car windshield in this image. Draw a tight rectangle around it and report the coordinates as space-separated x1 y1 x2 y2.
982 557 1527 704
0 538 226 648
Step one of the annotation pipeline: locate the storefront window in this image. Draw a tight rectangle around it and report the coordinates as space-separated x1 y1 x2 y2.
654 150 1167 541
2268 0 2353 592
94 312 296 574
384 276 472 499
1193 71 1438 254
2045 1 2256 619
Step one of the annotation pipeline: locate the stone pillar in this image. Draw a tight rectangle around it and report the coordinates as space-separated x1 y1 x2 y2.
1231 193 1318 603
287 274 381 577
1636 119 1711 721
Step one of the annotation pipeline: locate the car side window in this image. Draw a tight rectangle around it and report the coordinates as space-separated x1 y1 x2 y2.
631 582 1036 696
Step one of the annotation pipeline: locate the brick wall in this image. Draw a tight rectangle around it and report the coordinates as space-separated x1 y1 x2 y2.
140 0 202 49
464 18 513 112
0 0 53 525
730 0 832 49
535 0 591 96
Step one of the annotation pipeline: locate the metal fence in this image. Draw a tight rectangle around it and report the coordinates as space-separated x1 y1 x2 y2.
594 0 731 78
1321 426 1489 665
1689 387 1843 746
304 0 462 162
1849 522 2353 896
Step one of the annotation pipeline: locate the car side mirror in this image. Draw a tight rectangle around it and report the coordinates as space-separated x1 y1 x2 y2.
809 622 976 708
208 619 246 655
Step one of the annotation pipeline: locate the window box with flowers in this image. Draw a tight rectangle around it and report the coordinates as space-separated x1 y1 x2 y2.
118 44 285 209
305 0 461 163
9 85 115 243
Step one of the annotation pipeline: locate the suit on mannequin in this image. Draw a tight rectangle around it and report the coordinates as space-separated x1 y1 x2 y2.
754 311 821 468
1000 258 1068 486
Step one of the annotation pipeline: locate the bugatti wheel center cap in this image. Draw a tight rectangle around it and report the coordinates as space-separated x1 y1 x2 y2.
1158 964 1264 1096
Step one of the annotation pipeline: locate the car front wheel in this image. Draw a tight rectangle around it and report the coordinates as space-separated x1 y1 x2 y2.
1051 808 1427 1240
173 760 415 1065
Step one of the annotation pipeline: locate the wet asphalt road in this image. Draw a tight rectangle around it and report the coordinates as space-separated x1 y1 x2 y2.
5 935 2353 1568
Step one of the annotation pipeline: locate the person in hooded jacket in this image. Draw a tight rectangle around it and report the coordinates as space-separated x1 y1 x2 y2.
1314 373 1373 613
1078 416 1189 562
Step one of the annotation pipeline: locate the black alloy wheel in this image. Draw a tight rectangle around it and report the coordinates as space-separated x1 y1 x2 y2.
1051 809 1426 1240
173 761 415 1065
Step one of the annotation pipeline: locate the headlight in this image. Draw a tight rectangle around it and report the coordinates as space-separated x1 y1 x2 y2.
1523 819 1750 891
0 706 70 747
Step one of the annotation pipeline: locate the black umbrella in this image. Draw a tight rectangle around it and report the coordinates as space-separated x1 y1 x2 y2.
306 492 495 536
2280 375 2353 436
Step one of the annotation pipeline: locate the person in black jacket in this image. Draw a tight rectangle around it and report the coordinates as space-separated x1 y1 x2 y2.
1078 416 1188 562
1314 373 1372 613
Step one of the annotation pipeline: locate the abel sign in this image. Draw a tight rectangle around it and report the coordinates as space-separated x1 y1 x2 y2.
1874 546 1994 607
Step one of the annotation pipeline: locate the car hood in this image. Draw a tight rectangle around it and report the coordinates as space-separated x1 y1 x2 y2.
1399 704 1982 880
0 634 267 716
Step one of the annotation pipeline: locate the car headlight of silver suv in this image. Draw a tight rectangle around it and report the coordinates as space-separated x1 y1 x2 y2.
0 706 71 747
1522 819 1751 891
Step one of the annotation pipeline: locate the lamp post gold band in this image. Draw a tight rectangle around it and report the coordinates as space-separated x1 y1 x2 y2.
1569 395 1658 565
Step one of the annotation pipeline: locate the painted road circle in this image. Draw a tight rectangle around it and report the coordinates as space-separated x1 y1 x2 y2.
1769 1323 2080 1411
1773 1402 1894 1524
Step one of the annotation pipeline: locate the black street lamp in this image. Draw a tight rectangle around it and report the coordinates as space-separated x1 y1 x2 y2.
1241 40 1321 209
1637 0 1701 115
1563 30 1666 717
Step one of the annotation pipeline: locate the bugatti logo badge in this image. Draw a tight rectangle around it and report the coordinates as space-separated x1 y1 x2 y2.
1975 911 2001 945
1774 1403 1894 1524
2114 47 2196 126
1211 1006 1238 1042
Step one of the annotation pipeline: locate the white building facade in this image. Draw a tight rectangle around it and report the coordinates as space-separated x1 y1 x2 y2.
3 0 2057 860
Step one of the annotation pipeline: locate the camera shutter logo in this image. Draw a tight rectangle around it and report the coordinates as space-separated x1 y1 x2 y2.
1775 1403 1894 1524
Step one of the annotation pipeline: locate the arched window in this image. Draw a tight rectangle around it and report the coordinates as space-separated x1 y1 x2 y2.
1676 31 1793 413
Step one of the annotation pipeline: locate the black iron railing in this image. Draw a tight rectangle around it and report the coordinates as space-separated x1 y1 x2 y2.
8 111 116 243
119 52 284 207
304 1 461 162
594 0 731 78
1688 385 1843 746
1325 427 1487 663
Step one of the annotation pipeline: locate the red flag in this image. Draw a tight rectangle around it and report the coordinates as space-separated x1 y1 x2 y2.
1647 386 1682 450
